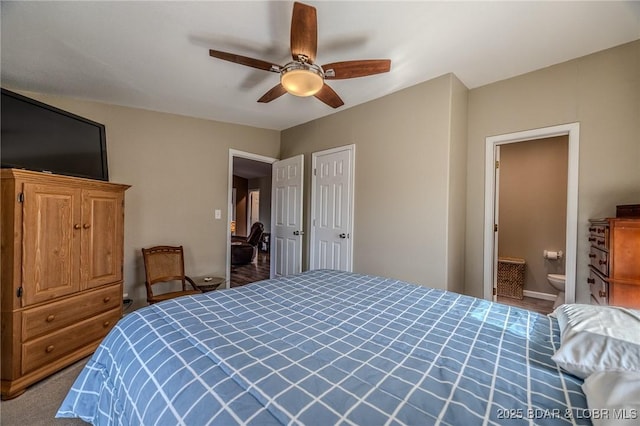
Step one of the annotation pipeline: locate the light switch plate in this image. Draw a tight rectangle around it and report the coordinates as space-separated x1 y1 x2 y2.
214 209 221 219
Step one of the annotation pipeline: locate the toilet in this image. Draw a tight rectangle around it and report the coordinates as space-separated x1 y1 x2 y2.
547 274 566 308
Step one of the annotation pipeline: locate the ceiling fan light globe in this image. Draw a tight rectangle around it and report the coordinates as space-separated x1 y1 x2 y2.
281 69 323 97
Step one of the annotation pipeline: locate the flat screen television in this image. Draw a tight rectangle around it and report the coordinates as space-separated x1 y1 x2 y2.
1 88 109 181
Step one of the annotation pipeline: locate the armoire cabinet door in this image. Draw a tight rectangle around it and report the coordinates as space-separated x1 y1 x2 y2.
22 183 82 306
81 189 124 289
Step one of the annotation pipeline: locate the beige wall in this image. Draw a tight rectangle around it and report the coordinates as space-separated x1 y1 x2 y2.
447 76 469 294
10 90 280 306
281 73 468 290
498 136 568 295
7 39 638 306
466 40 640 302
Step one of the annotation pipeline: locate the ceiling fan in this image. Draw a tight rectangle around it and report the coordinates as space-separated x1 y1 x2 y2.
209 2 391 108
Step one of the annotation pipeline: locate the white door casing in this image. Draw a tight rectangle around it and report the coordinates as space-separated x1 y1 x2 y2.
310 145 355 272
492 145 501 302
227 149 277 288
483 123 580 303
271 155 304 278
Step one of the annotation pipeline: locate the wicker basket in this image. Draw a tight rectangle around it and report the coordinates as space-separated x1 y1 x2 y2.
497 257 525 299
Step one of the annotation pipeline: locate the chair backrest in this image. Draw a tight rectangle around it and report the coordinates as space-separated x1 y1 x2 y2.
142 245 188 300
246 222 264 246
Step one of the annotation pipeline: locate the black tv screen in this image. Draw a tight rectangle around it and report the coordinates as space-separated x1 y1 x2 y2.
1 89 108 181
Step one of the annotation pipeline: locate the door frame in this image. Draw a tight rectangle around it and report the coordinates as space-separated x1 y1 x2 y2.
227 149 277 288
483 123 580 303
309 144 356 272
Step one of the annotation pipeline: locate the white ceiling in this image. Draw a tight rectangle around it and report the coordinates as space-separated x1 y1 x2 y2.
2 1 639 131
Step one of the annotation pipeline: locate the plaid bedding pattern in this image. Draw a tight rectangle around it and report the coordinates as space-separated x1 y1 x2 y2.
57 270 589 425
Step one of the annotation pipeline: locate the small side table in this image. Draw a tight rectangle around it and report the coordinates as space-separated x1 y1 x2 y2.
191 275 225 292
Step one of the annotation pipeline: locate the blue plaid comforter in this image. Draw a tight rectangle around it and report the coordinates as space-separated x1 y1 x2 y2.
57 270 589 425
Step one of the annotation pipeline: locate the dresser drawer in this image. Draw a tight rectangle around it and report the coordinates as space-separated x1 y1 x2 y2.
588 269 608 305
588 246 609 276
21 308 119 374
22 284 121 341
587 234 608 250
588 223 609 248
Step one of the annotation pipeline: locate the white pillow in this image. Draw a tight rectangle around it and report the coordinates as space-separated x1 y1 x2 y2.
551 304 640 379
582 371 640 426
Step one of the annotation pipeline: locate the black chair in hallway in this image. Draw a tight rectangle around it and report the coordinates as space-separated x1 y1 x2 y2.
231 222 264 265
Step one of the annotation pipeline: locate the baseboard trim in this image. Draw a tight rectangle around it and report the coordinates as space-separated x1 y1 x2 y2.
523 290 557 301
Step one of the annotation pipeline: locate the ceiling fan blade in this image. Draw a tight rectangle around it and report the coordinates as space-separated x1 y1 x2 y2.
290 2 317 63
209 49 281 73
314 84 344 108
322 60 391 80
258 84 288 103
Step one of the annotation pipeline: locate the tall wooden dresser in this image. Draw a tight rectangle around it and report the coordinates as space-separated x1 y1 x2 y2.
588 217 640 308
1 169 129 399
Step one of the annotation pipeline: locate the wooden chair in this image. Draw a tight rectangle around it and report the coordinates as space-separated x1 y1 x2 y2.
141 245 201 304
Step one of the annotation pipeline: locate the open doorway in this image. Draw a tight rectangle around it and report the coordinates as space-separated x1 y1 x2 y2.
494 136 568 314
228 151 276 288
483 123 580 309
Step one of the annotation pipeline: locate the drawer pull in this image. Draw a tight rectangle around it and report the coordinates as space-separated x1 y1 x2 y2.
74 224 81 230
599 260 607 265
103 296 111 303
597 240 605 246
588 254 596 258
588 237 596 242
83 224 91 229
588 227 596 232
587 278 595 284
103 321 111 328
599 290 607 298
45 345 55 353
46 314 55 323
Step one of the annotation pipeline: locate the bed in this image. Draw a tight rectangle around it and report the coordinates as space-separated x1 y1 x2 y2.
57 270 591 425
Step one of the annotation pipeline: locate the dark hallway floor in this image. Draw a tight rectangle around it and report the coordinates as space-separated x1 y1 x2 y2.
230 251 270 287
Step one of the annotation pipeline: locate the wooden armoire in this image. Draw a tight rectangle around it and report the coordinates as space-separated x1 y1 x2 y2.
1 169 129 399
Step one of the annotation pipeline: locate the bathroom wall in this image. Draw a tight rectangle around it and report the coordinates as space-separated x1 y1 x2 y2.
497 136 568 296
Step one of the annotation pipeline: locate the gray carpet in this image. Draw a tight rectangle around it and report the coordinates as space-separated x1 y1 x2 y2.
0 358 89 425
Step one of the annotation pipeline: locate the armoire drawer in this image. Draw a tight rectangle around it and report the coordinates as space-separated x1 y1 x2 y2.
22 284 121 341
588 246 609 276
21 308 119 374
588 269 608 305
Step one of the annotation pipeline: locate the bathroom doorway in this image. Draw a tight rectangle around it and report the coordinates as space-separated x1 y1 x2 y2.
495 137 568 314
483 123 580 312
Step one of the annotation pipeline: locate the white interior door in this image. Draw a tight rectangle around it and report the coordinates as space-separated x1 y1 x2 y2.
271 155 304 278
310 145 355 271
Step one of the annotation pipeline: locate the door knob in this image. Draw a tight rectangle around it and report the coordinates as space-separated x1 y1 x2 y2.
293 230 305 236
339 233 347 239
